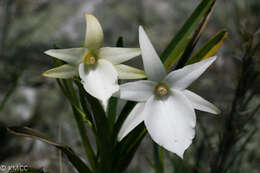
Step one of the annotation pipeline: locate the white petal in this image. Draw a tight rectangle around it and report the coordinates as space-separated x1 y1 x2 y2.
114 64 146 79
98 47 141 64
144 91 196 158
139 26 166 81
118 103 146 141
43 64 77 79
79 59 119 102
116 80 156 102
44 48 87 65
84 14 104 50
164 56 217 90
183 90 221 114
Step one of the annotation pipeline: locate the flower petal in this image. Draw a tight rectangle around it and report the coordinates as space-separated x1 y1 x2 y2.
183 90 221 114
144 91 196 158
118 103 146 141
43 64 77 79
79 59 119 102
114 64 146 79
84 14 104 50
164 56 217 90
116 80 156 102
44 48 87 65
139 26 166 81
98 47 141 64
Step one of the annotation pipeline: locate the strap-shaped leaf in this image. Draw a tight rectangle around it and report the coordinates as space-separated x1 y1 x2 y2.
7 127 92 173
186 30 227 65
174 1 216 70
108 97 118 128
113 123 146 172
77 82 113 172
113 101 136 140
161 0 216 69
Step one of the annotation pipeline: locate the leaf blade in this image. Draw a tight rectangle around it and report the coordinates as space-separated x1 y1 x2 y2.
186 30 227 65
161 0 216 69
7 127 92 173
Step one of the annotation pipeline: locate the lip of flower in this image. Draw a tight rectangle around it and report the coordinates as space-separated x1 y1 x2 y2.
115 26 221 158
43 13 146 105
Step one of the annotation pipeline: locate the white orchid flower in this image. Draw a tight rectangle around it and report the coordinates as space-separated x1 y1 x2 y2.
43 14 145 104
116 26 221 158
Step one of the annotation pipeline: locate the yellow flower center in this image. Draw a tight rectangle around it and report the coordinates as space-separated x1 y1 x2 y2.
83 51 96 65
155 83 169 97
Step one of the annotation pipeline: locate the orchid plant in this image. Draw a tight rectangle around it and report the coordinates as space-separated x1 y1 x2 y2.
8 0 226 172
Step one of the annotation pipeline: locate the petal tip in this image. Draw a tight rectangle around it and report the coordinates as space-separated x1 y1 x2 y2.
177 153 184 159
44 49 52 56
216 108 221 115
84 13 92 18
42 70 53 78
209 55 217 62
138 25 145 34
117 135 123 142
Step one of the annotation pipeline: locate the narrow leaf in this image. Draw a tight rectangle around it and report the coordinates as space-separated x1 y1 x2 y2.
114 101 136 140
7 127 92 173
175 1 216 69
113 123 146 172
161 0 216 69
108 97 118 128
186 30 227 65
76 82 113 172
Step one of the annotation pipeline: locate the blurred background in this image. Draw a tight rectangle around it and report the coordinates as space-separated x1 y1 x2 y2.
0 0 259 172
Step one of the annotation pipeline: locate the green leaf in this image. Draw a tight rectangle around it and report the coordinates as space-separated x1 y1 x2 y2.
113 123 147 172
153 143 165 173
146 156 161 173
107 97 118 129
186 30 227 65
161 0 216 70
174 2 216 70
7 127 92 173
113 101 136 140
76 82 113 172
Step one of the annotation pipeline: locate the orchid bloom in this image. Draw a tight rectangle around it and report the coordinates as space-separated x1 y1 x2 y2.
116 26 221 158
43 14 145 104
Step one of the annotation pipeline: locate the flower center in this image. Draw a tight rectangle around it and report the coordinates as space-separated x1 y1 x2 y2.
83 51 96 65
155 83 169 97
